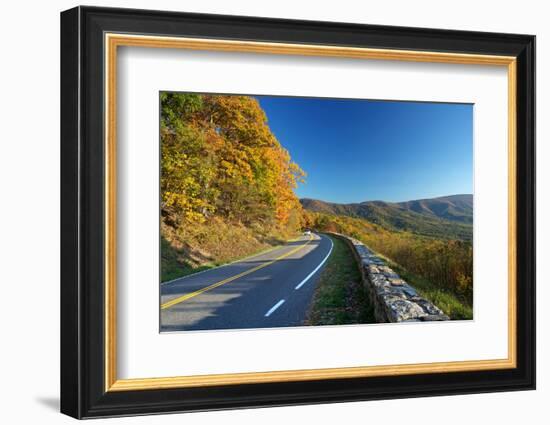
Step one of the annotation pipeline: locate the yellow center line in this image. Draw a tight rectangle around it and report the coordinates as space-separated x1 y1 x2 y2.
160 234 314 310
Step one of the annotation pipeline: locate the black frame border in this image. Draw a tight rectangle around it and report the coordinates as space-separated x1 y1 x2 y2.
60 6 535 419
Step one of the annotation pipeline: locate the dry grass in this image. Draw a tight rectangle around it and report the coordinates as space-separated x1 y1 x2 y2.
161 217 299 282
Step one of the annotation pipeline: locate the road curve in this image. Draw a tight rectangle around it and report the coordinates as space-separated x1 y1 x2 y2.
160 233 333 332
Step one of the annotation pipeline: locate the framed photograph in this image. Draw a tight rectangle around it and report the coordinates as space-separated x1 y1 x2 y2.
60 6 535 419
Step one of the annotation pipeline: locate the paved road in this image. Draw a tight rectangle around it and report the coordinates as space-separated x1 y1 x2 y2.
160 233 333 332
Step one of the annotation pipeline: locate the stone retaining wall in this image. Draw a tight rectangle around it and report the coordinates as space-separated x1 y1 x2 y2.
331 233 449 323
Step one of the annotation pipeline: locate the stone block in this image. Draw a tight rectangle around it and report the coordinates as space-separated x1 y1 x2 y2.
384 298 428 322
389 278 406 286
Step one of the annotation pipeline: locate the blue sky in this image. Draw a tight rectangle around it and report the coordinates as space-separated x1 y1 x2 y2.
256 96 473 204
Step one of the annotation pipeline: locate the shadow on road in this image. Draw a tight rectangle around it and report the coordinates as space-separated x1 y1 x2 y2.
160 237 330 332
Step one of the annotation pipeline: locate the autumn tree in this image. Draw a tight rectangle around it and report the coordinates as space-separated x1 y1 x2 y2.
160 92 306 234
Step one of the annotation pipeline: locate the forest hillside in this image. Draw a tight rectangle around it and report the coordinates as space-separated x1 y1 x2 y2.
302 210 473 319
160 93 306 282
300 194 473 241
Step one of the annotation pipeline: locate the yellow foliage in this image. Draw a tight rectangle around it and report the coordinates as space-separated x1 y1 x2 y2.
307 211 473 304
160 92 306 235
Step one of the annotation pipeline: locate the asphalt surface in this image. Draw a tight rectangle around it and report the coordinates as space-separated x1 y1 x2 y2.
160 233 333 332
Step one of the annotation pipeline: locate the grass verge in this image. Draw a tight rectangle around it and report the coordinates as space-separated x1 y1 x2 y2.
386 260 473 320
306 235 375 326
161 237 215 282
161 230 299 283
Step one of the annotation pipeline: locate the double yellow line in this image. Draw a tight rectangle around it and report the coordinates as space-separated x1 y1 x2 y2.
161 234 314 310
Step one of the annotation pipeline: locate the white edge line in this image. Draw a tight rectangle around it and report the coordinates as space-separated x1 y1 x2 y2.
264 299 286 317
294 236 334 290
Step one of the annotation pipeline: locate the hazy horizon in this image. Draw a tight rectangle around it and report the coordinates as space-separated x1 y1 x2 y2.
299 193 473 205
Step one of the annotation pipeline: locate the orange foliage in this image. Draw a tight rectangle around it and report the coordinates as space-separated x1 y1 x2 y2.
160 93 306 234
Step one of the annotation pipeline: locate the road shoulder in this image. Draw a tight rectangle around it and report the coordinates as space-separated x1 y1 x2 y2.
305 234 375 326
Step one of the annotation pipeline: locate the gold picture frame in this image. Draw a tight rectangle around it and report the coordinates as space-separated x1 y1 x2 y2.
104 34 517 392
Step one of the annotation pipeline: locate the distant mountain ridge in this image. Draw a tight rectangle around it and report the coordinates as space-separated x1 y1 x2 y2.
394 194 472 223
300 194 473 240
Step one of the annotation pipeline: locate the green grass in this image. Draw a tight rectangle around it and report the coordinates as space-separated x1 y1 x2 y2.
387 261 473 320
306 235 375 326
